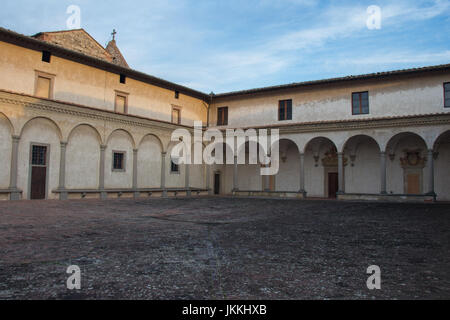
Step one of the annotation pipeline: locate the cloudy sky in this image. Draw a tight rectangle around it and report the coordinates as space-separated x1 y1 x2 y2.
1 0 449 93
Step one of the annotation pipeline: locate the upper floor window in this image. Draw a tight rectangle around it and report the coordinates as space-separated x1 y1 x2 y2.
42 51 51 63
120 74 126 84
171 157 179 173
112 151 126 171
35 71 54 99
278 99 292 121
172 106 181 124
175 91 179 99
115 91 128 114
445 83 450 108
217 106 228 126
352 91 369 115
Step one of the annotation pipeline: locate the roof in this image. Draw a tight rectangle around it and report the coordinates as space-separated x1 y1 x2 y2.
0 27 210 102
213 63 450 99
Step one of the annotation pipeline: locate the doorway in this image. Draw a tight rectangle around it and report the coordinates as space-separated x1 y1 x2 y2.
328 172 338 198
30 144 49 199
214 172 220 195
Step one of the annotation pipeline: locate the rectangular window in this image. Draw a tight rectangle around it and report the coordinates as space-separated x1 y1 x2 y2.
120 74 126 84
445 83 450 108
278 99 292 121
217 107 228 126
42 51 51 63
175 91 179 99
112 151 125 171
171 158 179 173
31 145 47 165
352 91 369 115
115 93 128 114
172 107 181 124
35 76 52 99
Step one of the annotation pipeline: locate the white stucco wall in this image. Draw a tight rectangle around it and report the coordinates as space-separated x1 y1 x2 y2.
0 114 12 188
137 135 162 188
104 130 134 189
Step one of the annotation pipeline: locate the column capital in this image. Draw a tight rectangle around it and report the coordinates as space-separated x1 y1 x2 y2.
60 141 68 148
161 151 167 156
12 135 20 143
100 144 107 151
133 148 138 153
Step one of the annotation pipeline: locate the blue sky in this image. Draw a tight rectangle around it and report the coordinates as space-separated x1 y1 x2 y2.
1 0 449 93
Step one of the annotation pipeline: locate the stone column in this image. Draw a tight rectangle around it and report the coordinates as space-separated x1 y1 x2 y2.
9 135 21 200
206 164 211 195
185 163 191 196
233 155 238 192
58 141 68 200
337 152 344 194
132 148 139 198
99 144 107 199
299 152 306 196
427 149 436 196
161 152 167 197
380 151 387 194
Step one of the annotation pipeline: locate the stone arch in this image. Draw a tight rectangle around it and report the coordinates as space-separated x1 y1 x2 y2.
432 130 450 201
304 136 339 198
66 124 102 189
274 138 301 192
20 116 62 141
67 123 103 145
137 134 164 188
106 129 136 149
0 112 14 188
385 132 429 195
18 117 62 199
342 134 381 194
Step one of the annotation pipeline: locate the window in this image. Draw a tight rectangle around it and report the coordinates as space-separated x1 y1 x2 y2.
112 151 125 171
120 74 126 84
217 107 228 126
278 99 292 121
35 71 54 99
445 83 450 108
31 145 47 165
115 92 128 114
352 91 369 115
175 91 179 99
172 107 181 124
42 51 51 63
171 157 179 173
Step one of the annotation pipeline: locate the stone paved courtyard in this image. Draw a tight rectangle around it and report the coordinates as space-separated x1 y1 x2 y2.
0 197 449 300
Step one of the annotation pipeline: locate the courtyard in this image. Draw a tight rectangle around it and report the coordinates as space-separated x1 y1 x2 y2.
0 197 449 300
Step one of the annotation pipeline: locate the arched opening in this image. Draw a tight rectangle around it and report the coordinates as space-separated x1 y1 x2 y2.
104 129 135 189
342 135 381 194
304 137 339 198
385 132 428 195
66 124 102 189
272 138 300 192
0 112 13 189
137 134 163 188
18 117 62 199
433 130 450 201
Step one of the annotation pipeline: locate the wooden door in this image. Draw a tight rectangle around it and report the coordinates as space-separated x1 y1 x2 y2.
328 172 338 198
407 173 420 194
214 173 220 195
30 145 48 200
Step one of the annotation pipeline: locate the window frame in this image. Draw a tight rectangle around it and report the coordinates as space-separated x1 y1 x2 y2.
351 91 370 115
114 90 129 114
42 51 51 63
34 70 55 99
170 157 180 174
171 106 182 124
112 150 126 172
217 106 228 126
444 82 450 108
278 99 292 121
119 74 126 84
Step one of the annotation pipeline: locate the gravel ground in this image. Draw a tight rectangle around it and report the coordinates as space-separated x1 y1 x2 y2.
0 197 449 300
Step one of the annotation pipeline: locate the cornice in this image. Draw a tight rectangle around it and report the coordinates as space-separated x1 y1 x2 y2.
0 90 195 133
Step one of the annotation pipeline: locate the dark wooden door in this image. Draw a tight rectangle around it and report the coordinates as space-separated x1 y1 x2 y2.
30 145 47 200
214 173 220 195
328 172 338 198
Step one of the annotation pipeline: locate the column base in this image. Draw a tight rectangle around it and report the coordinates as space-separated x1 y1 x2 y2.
9 190 21 200
162 189 168 198
100 191 107 200
59 191 68 200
